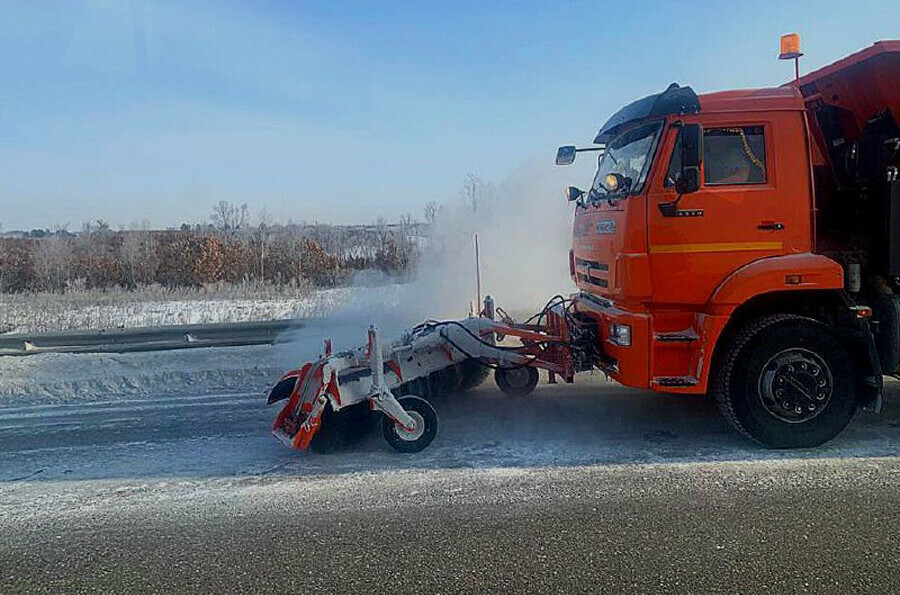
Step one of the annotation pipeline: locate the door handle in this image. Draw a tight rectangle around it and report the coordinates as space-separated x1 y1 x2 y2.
757 222 785 231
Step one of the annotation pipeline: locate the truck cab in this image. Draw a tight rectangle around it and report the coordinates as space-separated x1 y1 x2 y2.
558 41 900 448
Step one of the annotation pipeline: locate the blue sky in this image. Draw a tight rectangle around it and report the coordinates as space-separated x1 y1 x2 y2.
0 0 896 229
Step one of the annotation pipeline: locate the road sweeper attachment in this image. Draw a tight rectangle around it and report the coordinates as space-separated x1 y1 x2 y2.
267 295 597 453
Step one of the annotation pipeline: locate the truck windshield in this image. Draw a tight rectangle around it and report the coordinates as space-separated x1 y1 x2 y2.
590 120 663 201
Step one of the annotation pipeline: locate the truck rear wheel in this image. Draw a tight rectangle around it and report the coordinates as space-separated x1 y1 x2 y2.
712 314 858 448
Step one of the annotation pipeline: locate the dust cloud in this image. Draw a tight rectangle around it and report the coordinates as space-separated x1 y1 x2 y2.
276 158 587 364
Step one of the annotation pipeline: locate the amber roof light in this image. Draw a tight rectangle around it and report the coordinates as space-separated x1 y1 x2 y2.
779 33 803 60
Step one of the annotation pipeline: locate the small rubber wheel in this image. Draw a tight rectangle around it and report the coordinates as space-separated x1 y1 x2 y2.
712 314 857 448
381 396 438 453
495 366 539 397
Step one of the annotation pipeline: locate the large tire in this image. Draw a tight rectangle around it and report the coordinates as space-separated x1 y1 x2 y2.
711 314 858 449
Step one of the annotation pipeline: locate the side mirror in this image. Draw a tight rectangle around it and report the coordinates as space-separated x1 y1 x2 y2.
676 123 703 194
556 145 576 166
565 186 585 202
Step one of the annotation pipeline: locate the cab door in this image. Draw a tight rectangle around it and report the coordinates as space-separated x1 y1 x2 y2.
646 114 805 307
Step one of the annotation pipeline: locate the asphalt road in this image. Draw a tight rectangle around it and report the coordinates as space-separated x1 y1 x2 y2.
2 376 899 593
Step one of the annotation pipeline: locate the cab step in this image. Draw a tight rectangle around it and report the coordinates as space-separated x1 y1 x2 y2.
654 330 699 343
652 376 699 388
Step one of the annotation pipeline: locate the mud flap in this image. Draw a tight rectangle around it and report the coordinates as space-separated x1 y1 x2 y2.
839 320 884 413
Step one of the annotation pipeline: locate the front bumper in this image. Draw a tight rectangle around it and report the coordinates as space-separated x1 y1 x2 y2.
573 292 651 389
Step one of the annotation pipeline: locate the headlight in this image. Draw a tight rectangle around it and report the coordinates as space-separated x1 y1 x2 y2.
609 323 632 347
604 173 620 191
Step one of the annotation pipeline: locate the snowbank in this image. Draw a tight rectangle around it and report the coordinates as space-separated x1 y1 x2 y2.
0 283 407 404
0 345 294 405
0 287 358 334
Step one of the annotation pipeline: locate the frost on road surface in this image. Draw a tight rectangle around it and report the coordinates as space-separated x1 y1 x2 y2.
1 374 899 485
2 363 900 594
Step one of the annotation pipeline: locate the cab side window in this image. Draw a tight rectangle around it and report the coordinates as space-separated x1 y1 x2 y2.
703 126 766 185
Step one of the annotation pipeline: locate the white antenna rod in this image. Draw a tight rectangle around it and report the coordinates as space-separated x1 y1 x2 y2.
474 233 482 312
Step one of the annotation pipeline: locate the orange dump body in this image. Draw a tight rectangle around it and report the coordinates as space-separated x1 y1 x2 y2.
792 40 900 161
571 41 899 394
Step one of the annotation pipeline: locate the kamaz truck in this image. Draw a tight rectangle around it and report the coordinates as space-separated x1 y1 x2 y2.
556 39 900 447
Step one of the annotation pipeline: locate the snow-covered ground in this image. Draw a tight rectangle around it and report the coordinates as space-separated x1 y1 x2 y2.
0 283 410 404
0 285 405 334
0 344 288 405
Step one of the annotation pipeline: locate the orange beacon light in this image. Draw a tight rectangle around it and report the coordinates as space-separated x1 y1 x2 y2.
779 33 803 60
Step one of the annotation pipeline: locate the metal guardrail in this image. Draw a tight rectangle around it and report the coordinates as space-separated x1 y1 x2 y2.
0 318 306 356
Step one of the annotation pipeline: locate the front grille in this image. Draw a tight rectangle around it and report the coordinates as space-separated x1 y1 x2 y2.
577 273 608 288
575 258 609 288
574 258 608 272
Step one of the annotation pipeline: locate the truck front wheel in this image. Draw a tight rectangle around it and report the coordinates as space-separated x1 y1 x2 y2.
712 314 858 448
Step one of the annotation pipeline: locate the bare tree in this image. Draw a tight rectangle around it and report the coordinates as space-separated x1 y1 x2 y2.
374 217 389 249
121 228 157 288
461 172 483 214
255 207 275 281
210 201 249 237
424 201 438 226
33 236 72 291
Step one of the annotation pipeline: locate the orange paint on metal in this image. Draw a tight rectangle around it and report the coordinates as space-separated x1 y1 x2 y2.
386 360 403 382
649 241 783 254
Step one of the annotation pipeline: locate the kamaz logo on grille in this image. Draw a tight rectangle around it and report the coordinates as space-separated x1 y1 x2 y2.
596 220 616 234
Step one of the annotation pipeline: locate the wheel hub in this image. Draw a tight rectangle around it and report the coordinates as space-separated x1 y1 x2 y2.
395 411 425 442
503 367 532 388
758 348 833 423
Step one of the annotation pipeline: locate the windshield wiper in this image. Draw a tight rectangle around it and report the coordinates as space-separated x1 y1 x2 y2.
587 187 605 204
587 187 619 207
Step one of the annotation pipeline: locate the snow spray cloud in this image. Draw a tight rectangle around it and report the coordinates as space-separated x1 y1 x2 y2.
275 158 581 364
412 159 577 319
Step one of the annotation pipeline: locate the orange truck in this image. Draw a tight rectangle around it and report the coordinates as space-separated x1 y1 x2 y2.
556 39 900 447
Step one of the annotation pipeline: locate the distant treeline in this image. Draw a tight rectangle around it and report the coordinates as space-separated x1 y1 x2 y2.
0 220 423 293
